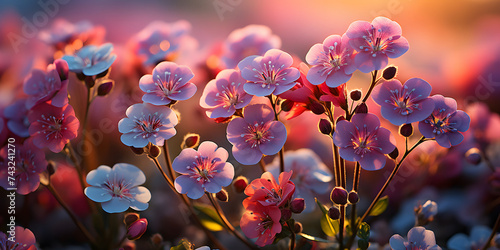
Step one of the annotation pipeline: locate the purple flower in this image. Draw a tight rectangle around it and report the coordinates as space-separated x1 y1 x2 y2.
199 69 253 118
346 16 409 73
238 49 300 96
139 61 197 106
447 226 495 250
305 34 356 87
23 59 69 109
221 25 281 69
85 163 151 213
390 226 441 250
372 78 435 125
267 149 332 213
0 226 37 250
39 19 95 45
0 139 47 195
418 95 470 148
226 104 287 165
132 20 195 66
172 141 235 199
333 113 396 170
3 99 30 137
118 103 178 148
62 43 117 76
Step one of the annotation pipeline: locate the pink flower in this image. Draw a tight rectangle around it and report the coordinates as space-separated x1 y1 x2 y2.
319 83 348 110
346 17 409 73
23 59 69 109
306 34 356 87
226 104 287 165
333 113 396 170
3 98 30 138
139 61 197 106
199 69 253 118
0 226 37 250
118 103 178 148
0 139 47 195
172 141 235 199
28 103 80 153
38 19 104 48
85 163 151 213
243 171 295 209
238 49 300 96
240 202 282 247
390 226 441 250
221 25 281 69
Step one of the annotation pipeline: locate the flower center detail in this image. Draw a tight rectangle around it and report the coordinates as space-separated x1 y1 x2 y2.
351 125 381 156
386 87 421 116
37 114 66 140
241 122 273 148
103 179 132 199
425 110 457 135
154 71 182 97
253 60 286 89
133 113 163 139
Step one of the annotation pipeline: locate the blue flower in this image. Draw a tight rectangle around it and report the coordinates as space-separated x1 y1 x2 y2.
62 43 117 76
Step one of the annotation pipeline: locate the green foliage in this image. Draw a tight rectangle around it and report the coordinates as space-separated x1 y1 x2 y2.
368 195 389 216
193 203 224 231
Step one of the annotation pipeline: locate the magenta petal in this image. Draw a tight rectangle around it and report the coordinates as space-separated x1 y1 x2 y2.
380 107 407 126
243 104 274 124
210 105 235 118
372 16 403 40
232 145 262 165
351 113 381 134
346 20 372 40
450 110 470 132
355 52 388 73
168 82 197 101
307 65 328 85
305 43 324 65
418 122 435 139
406 98 435 124
244 81 275 96
325 69 352 88
374 127 396 154
358 152 387 171
332 120 357 147
385 36 409 58
338 146 359 162
259 121 286 155
226 117 248 145
198 141 228 162
174 175 205 199
138 75 155 91
142 93 172 105
371 79 403 106
172 148 198 174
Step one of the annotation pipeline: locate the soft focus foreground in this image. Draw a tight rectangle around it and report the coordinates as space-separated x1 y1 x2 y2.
0 1 500 249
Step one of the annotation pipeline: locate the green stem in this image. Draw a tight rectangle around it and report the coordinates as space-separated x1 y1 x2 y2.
206 193 258 250
351 162 361 229
339 205 345 250
288 221 296 250
162 141 177 181
361 70 379 103
268 95 285 173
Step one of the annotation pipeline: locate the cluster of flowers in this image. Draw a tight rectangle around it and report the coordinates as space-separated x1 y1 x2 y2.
1 13 496 250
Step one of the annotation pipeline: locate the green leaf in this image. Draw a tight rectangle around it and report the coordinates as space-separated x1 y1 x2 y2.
298 233 332 243
315 198 339 236
357 238 369 250
170 239 193 250
193 203 224 231
368 195 389 217
357 222 370 240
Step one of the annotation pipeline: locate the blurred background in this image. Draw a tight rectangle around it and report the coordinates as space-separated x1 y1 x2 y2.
1 0 500 249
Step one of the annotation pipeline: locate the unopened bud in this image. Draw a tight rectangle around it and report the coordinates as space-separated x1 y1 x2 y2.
84 76 95 88
382 65 398 80
290 198 305 214
281 209 292 221
181 133 200 149
97 80 114 96
216 189 229 202
147 145 161 158
214 116 232 124
294 222 303 234
233 176 248 193
121 241 136 250
127 218 148 240
389 147 399 160
355 103 368 114
465 148 482 165
328 206 340 220
150 233 163 247
348 191 359 204
281 99 294 112
399 123 413 137
350 89 362 101
54 59 69 81
96 69 109 79
318 118 333 135
309 100 325 115
130 146 144 155
415 200 438 226
330 187 348 205
47 161 56 176
336 116 346 124
124 213 140 227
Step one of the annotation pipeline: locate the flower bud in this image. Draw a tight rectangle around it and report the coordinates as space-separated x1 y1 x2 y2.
124 213 140 227
290 198 305 214
121 241 136 250
415 200 438 226
330 187 348 205
348 191 359 204
233 176 248 193
130 146 144 155
382 65 398 80
389 147 399 160
336 116 346 124
181 133 200 149
214 116 232 124
281 208 292 221
350 89 362 101
328 206 340 220
216 189 229 202
54 59 69 81
355 103 368 114
147 144 161 158
281 99 294 112
465 148 482 165
47 161 56 176
399 123 413 137
293 222 303 234
150 233 163 247
97 80 114 96
318 118 333 135
127 218 148 240
96 69 109 79
84 76 95 88
309 100 326 115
